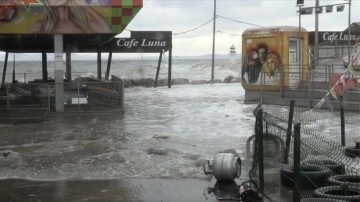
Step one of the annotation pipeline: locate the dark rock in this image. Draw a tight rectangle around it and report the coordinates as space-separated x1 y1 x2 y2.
153 135 170 139
147 148 168 156
172 78 189 85
133 78 154 87
231 77 241 83
223 75 234 83
191 80 207 85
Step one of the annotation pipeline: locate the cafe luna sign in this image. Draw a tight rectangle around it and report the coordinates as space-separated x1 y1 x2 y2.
322 32 356 42
117 39 167 49
309 31 358 45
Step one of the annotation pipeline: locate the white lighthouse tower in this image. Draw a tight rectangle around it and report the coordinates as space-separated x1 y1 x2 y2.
229 44 237 63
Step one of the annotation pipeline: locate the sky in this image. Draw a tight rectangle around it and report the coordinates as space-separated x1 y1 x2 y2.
120 0 360 57
1 0 359 60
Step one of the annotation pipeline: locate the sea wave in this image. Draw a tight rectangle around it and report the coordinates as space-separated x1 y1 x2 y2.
0 59 241 83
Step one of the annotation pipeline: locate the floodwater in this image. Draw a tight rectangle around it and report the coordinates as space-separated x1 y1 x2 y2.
0 83 258 201
1 82 359 201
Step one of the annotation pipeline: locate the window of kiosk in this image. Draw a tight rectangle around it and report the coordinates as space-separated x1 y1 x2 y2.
288 38 301 88
289 40 299 64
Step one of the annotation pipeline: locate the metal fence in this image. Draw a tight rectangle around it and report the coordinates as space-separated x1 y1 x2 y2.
247 102 360 201
0 77 124 122
249 63 360 111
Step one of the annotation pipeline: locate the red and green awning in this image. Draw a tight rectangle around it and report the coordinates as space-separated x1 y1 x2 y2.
110 0 143 33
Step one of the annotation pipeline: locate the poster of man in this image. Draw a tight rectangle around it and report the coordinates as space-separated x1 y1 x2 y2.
242 26 309 91
242 40 281 86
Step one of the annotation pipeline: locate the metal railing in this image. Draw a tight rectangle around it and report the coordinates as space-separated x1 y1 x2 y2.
0 77 124 121
309 40 351 63
251 63 360 111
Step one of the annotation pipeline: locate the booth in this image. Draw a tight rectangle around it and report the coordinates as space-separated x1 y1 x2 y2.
241 26 309 91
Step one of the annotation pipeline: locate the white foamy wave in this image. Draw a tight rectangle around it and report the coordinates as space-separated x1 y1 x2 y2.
0 59 240 82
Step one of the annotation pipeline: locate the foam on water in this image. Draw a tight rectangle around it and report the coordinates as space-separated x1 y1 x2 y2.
0 82 257 180
0 59 240 83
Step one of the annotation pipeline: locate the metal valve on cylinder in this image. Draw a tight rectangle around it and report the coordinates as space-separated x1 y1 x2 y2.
203 153 242 181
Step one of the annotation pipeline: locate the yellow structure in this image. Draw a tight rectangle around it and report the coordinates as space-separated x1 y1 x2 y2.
241 26 309 91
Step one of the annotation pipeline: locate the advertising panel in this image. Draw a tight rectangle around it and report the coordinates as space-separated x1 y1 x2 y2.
0 0 142 34
241 36 281 86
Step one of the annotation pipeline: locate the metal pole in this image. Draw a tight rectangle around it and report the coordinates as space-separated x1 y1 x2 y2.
97 49 102 80
299 5 302 86
211 0 216 83
255 108 264 190
1 52 8 87
12 54 15 83
340 96 345 146
168 48 172 88
284 100 296 164
315 0 319 67
154 51 163 88
77 81 80 114
293 123 301 202
105 51 112 81
65 44 71 82
6 85 9 109
347 0 351 63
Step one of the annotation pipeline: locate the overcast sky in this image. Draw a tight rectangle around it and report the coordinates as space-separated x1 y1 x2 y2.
119 0 360 57
1 0 359 60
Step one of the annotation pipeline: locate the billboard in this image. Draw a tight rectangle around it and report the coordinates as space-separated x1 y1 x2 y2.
0 0 142 34
242 37 281 86
241 26 309 90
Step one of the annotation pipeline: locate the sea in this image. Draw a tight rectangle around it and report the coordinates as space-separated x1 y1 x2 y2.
0 58 241 83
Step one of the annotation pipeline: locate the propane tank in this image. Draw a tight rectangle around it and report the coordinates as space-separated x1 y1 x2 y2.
203 153 241 181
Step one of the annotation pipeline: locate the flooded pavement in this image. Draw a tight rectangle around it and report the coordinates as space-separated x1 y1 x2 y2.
0 178 215 202
0 83 258 201
1 83 359 201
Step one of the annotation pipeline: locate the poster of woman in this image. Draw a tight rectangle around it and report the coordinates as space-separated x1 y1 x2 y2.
242 26 309 91
241 40 281 86
0 0 143 34
28 0 111 33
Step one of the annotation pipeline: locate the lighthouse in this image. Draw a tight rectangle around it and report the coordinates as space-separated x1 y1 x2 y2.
229 45 237 63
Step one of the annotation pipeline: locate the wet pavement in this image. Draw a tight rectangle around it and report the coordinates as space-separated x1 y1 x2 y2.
0 178 216 202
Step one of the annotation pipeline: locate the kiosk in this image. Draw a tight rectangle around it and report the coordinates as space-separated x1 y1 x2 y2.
241 26 309 91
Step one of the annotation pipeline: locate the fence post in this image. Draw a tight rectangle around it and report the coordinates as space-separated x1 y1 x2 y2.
293 123 301 202
6 85 9 110
77 81 80 114
308 69 311 109
283 100 295 164
340 96 345 146
121 79 124 110
260 72 264 104
280 65 284 97
47 85 51 116
255 108 264 190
